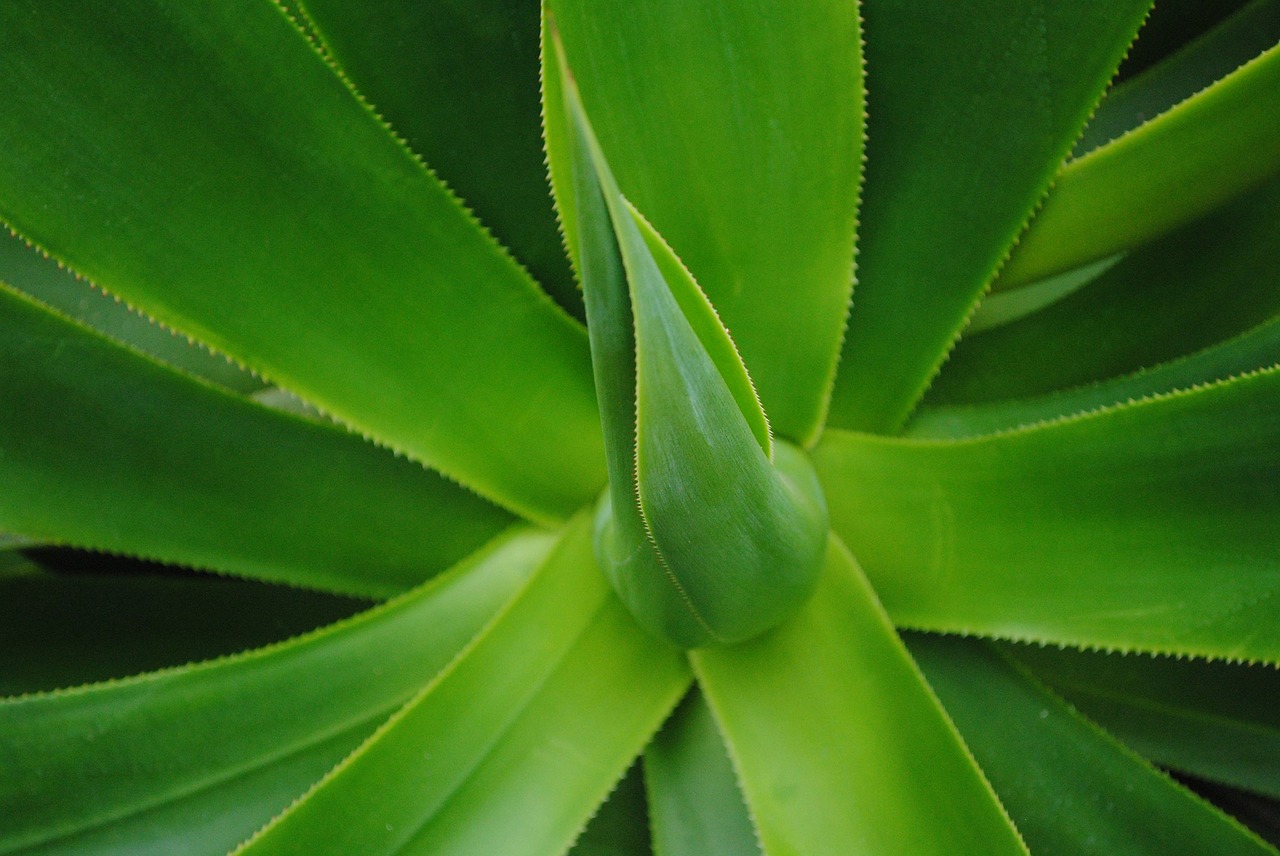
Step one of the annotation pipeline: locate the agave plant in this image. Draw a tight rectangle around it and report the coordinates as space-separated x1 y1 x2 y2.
2 0 1280 853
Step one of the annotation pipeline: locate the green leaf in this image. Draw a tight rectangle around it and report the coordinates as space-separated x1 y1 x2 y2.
0 566 365 695
546 0 863 443
569 764 653 856
549 30 827 647
0 284 511 598
0 529 551 856
644 690 761 856
693 537 1027 856
0 226 261 393
296 0 579 317
236 514 691 856
0 0 604 523
1012 644 1280 800
996 41 1280 290
910 635 1276 856
924 176 1280 412
828 0 1152 433
815 368 1280 661
909 316 1280 439
1075 0 1280 156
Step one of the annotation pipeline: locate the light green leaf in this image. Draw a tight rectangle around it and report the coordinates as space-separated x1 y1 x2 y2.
549 30 827 647
546 0 863 443
0 566 365 695
910 635 1276 856
0 529 550 856
297 0 578 316
1075 0 1280 156
829 0 1152 433
237 515 691 856
924 176 1280 411
644 690 761 856
0 0 604 523
1013 644 1280 800
0 226 261 393
0 284 511 598
996 41 1280 290
693 537 1027 856
815 368 1280 661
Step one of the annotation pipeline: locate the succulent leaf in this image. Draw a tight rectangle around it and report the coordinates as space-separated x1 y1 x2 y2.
549 28 827 648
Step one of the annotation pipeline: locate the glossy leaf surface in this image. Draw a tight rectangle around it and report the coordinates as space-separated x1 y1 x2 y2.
817 369 1280 660
238 516 690 856
297 0 578 315
547 0 863 443
0 531 550 856
694 537 1027 856
550 34 827 647
829 0 1152 432
911 635 1275 855
997 41 1280 289
1014 645 1280 800
0 0 604 522
0 284 510 598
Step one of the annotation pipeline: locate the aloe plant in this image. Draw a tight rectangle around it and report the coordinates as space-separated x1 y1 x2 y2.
1 0 1279 853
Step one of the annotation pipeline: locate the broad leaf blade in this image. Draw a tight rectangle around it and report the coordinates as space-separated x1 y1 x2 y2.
568 764 653 856
297 0 578 316
0 284 510 599
644 691 761 856
236 515 691 856
815 369 1280 661
546 0 863 443
829 0 1152 433
910 635 1276 856
1013 645 1280 800
996 41 1280 290
0 530 550 856
693 537 1027 856
0 0 604 522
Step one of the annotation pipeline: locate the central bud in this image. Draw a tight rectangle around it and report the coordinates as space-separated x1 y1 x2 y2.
547 29 828 648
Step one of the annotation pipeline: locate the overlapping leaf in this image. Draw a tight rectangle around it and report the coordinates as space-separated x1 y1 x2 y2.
694 537 1027 856
0 0 604 522
0 285 510 598
0 530 550 856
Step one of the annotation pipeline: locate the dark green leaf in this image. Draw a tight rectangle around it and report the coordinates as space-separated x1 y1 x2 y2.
828 0 1151 432
0 0 604 522
0 284 510 598
911 635 1275 856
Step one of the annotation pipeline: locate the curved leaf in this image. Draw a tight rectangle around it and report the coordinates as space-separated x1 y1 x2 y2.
693 537 1028 856
236 515 690 856
816 368 1280 661
297 0 578 316
0 530 550 856
546 0 863 443
0 284 511 598
1013 645 1280 800
996 41 1280 290
828 0 1152 433
0 0 604 522
1075 0 1280 156
911 635 1276 856
926 175 1280 410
